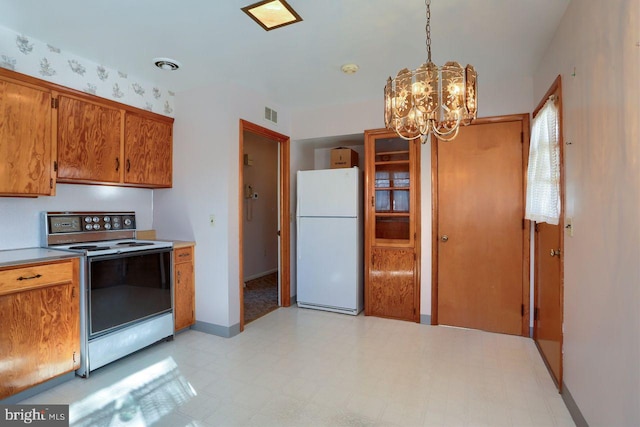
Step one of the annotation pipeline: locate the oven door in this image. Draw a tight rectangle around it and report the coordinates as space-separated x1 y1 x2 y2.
87 247 172 338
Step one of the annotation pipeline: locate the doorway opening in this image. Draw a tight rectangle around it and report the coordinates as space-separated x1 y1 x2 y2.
239 120 290 332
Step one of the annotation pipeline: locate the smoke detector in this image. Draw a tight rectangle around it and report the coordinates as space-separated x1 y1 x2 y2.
153 58 181 71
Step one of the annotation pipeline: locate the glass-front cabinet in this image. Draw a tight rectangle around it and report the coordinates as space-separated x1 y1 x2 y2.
364 129 420 322
373 138 412 242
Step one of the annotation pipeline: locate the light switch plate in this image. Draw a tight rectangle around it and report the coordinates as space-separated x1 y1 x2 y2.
209 214 215 227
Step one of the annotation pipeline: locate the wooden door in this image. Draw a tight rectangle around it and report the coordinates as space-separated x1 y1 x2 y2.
534 222 563 386
0 76 54 196
57 95 122 183
364 129 420 322
533 76 564 390
124 113 173 187
435 116 529 335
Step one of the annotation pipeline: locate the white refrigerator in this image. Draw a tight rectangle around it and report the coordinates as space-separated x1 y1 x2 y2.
296 167 363 315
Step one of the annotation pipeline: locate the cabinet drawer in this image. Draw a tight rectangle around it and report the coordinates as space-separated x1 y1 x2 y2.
174 247 193 263
0 261 74 296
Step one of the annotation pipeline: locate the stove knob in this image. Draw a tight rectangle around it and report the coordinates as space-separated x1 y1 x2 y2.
93 216 100 223
85 216 92 223
104 223 112 230
93 224 100 230
124 218 132 227
112 222 121 229
104 216 111 222
85 224 93 230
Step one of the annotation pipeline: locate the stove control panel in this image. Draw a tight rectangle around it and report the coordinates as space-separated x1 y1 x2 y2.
48 212 136 234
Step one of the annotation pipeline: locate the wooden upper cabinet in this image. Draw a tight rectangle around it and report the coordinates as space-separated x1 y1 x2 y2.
1 68 174 192
0 74 55 196
364 128 421 322
124 113 173 188
57 95 123 184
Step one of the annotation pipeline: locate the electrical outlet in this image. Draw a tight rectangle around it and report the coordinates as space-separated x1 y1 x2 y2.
209 214 215 227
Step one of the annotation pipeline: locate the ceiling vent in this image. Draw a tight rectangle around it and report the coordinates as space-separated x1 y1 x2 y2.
265 106 278 124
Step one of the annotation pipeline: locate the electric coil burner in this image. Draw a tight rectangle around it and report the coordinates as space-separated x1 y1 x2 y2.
42 212 174 377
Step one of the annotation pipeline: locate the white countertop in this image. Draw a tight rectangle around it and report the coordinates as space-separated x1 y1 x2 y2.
0 247 80 268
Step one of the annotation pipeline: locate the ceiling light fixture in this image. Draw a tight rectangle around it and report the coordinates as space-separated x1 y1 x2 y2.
153 58 181 71
341 64 359 74
384 0 477 143
241 0 303 31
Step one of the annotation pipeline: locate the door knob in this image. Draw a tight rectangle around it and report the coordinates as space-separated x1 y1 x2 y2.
550 249 561 257
441 235 449 242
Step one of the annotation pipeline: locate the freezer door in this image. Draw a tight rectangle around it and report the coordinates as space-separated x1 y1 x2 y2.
297 217 361 312
297 168 359 217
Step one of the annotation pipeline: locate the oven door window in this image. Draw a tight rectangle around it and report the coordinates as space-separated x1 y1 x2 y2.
88 249 172 337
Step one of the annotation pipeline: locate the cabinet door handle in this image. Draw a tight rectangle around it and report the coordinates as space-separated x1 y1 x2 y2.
126 159 131 173
115 157 120 171
179 253 189 258
17 274 42 281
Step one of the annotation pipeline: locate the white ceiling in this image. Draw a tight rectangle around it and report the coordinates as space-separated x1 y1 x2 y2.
0 0 569 110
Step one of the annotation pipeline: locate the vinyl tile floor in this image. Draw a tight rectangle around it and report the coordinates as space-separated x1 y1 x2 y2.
18 307 575 427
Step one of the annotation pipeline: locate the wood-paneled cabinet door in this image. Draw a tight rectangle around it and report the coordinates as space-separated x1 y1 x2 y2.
57 95 122 183
124 113 172 187
0 76 55 196
174 246 195 331
0 259 80 399
367 247 416 320
364 128 420 322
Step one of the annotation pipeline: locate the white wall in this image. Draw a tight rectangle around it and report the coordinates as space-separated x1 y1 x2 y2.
0 185 152 250
533 0 639 424
153 81 291 329
291 74 533 318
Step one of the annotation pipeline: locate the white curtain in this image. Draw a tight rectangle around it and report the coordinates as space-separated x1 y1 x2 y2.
525 97 560 225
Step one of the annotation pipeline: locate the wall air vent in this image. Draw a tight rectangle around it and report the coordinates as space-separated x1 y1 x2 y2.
264 106 278 125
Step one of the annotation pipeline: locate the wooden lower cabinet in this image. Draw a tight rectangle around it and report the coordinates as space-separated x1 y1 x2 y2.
366 247 417 320
0 258 80 399
174 245 195 331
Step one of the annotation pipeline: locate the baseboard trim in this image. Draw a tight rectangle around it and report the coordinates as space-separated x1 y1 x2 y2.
420 314 432 325
244 268 278 282
192 320 241 338
0 372 75 404
561 382 589 427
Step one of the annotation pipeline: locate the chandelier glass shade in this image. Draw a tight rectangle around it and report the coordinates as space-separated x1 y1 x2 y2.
384 0 477 142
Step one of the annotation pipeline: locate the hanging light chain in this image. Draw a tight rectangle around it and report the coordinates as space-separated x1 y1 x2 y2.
426 0 432 62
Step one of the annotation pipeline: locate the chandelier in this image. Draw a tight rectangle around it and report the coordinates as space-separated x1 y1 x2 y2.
384 0 477 143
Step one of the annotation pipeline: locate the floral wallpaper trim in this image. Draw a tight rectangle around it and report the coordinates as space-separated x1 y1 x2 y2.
0 25 175 117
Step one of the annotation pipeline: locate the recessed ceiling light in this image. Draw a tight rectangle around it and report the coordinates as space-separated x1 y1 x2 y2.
341 64 359 74
241 0 303 31
153 57 181 71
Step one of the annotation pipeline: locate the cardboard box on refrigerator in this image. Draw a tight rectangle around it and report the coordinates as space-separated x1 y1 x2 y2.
330 147 358 168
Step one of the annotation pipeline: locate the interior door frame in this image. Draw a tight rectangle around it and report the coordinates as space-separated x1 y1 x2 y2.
238 119 291 332
532 75 565 390
431 114 531 336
